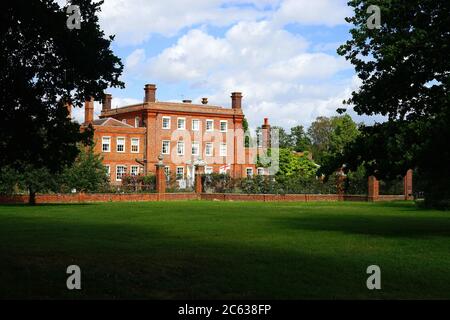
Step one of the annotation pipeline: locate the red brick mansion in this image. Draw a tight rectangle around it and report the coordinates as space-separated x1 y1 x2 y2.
79 84 270 186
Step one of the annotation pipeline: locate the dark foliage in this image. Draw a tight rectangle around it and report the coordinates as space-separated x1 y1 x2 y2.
334 0 450 208
0 1 123 203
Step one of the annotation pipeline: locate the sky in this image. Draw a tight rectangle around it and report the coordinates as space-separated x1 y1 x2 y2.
66 0 383 129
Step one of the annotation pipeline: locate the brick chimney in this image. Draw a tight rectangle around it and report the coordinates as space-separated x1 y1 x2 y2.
261 117 271 148
84 97 94 124
231 92 242 109
144 84 156 103
102 93 112 112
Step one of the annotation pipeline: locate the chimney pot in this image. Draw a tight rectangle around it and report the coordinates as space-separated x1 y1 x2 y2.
231 92 242 109
102 93 112 112
144 84 156 103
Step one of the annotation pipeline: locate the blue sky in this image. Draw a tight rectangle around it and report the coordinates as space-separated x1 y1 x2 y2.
67 0 384 129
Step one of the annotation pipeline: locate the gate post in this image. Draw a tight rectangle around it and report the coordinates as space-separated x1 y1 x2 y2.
404 169 413 200
195 162 205 195
155 154 166 196
368 175 379 202
336 167 346 201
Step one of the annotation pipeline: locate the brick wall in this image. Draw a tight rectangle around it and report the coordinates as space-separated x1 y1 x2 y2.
0 193 406 204
0 193 199 204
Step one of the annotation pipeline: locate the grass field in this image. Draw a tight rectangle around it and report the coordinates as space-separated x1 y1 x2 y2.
0 200 449 299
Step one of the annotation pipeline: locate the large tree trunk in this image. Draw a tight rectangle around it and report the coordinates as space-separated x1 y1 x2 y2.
29 188 36 206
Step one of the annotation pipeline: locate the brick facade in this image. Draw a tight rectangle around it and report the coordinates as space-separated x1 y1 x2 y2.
82 83 268 186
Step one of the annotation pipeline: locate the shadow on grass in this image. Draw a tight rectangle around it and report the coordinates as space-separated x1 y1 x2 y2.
1 204 450 299
271 213 450 238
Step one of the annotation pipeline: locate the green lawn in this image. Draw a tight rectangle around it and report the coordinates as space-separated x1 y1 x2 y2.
0 201 449 299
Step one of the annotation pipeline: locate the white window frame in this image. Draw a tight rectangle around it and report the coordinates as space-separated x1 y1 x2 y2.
102 136 111 153
177 117 186 130
205 166 213 174
162 116 171 129
192 119 200 131
246 167 254 177
206 119 214 132
162 140 170 155
192 141 200 156
131 138 139 153
134 117 140 128
220 143 227 157
257 167 265 176
176 166 184 180
220 120 228 132
177 141 185 155
116 165 127 181
205 142 213 157
116 137 125 153
131 165 139 176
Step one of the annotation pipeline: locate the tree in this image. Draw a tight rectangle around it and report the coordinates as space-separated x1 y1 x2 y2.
60 144 109 193
308 115 359 165
276 148 318 178
271 126 293 149
0 1 124 204
243 116 250 147
0 165 58 205
336 0 450 207
290 125 311 152
307 117 333 163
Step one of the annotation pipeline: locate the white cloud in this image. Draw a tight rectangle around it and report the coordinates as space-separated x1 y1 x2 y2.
272 0 352 27
146 29 233 82
96 0 350 46
68 0 361 129
98 0 278 45
124 19 353 128
125 49 146 70
264 53 350 80
71 98 141 124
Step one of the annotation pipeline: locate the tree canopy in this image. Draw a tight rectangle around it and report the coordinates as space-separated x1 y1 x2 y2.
335 0 450 207
0 0 123 203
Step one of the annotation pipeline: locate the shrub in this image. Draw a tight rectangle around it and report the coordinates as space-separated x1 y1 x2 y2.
121 174 156 193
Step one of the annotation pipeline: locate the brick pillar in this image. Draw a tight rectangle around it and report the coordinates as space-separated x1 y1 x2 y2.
368 175 379 202
144 84 156 103
336 169 346 200
195 164 205 194
155 163 166 194
84 97 94 125
404 169 413 200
